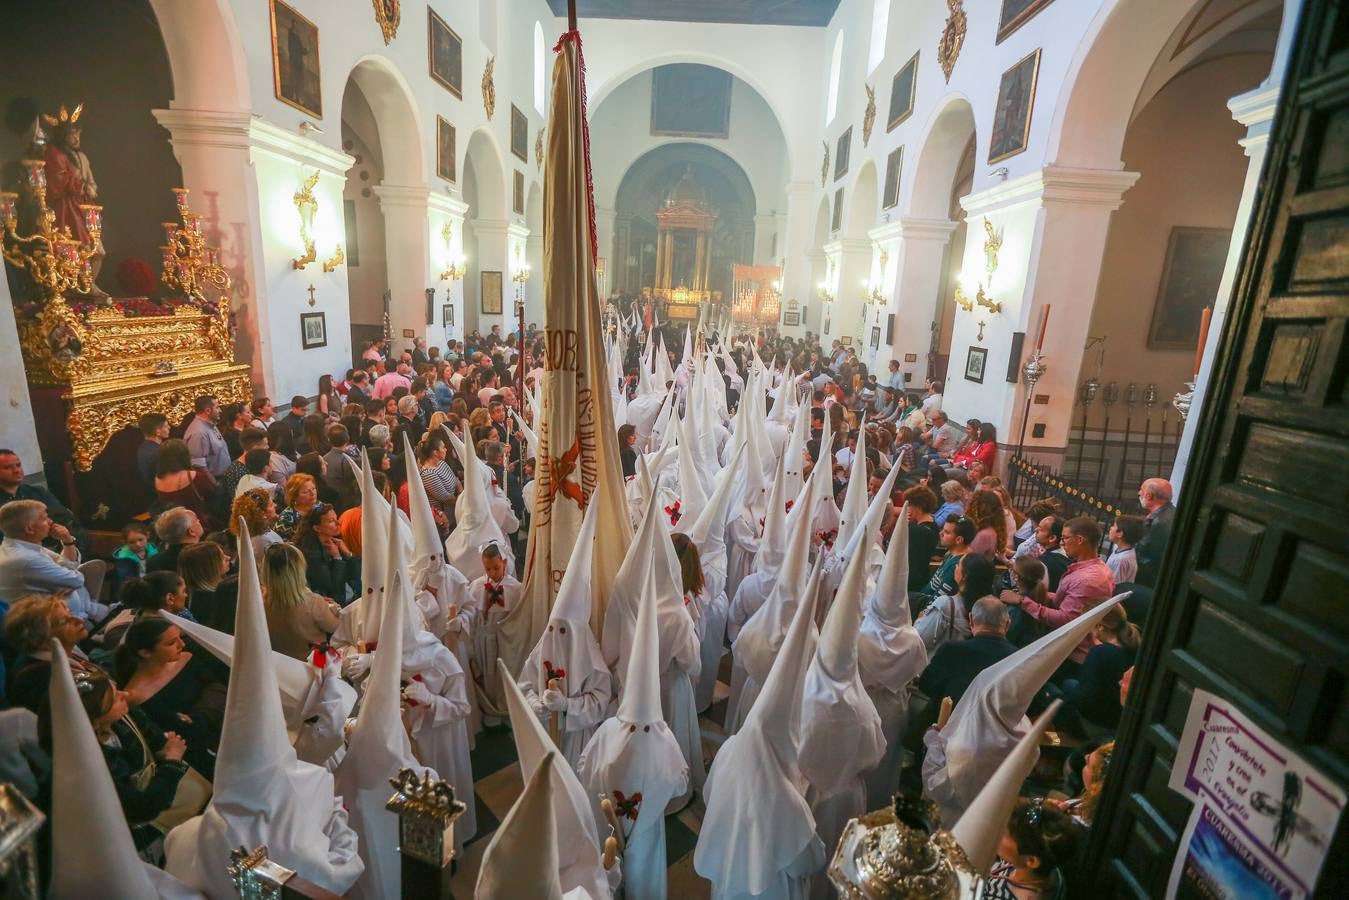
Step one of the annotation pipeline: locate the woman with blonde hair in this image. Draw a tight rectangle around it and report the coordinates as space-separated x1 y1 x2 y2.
966 488 1010 559
275 473 320 540
229 488 282 560
259 542 340 660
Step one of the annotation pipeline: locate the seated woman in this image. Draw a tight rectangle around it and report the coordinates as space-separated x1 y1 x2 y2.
230 488 282 562
275 473 322 540
1049 741 1113 827
5 595 102 712
293 504 360 606
1055 604 1140 735
259 542 341 660
933 479 967 527
978 798 1083 899
966 489 1011 560
116 617 227 778
101 570 195 647
914 552 998 657
37 669 198 851
178 541 239 635
153 439 217 531
953 422 998 473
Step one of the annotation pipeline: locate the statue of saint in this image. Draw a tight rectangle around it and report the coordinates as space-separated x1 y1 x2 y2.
42 103 104 288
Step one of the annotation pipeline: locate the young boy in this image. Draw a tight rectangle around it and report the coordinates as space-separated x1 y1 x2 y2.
112 521 158 586
466 542 523 727
1107 514 1145 584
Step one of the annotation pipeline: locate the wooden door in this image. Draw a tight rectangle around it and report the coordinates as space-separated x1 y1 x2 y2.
1084 1 1349 894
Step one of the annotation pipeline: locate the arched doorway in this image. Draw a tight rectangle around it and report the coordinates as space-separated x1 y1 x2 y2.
611 143 758 319
461 128 507 338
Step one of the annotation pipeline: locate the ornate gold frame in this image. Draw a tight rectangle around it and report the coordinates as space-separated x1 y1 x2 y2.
938 0 967 84
888 51 920 132
372 0 400 44
862 84 877 147
997 0 1055 45
988 48 1042 165
883 146 904 211
269 0 323 119
427 8 463 98
482 57 497 120
436 116 457 184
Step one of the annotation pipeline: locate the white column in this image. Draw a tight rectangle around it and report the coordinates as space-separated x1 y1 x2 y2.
945 167 1139 458
779 181 817 311
429 192 469 345
473 218 511 336
525 231 545 325
505 222 532 336
874 217 957 387
1170 82 1281 494
0 275 41 472
594 205 616 291
373 184 432 350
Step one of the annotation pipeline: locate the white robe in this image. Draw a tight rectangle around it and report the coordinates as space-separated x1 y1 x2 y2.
519 656 612 772
723 572 773 732
403 646 478 853
466 574 523 723
857 613 929 810
687 586 729 713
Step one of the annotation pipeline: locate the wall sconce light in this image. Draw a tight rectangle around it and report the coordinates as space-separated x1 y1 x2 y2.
439 222 465 281
817 282 834 304
322 244 345 273
862 279 886 305
512 264 532 285
291 171 319 270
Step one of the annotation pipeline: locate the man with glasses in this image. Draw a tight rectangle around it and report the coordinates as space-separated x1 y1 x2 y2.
1000 515 1114 681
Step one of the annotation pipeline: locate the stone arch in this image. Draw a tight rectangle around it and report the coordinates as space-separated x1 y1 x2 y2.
345 55 425 187
148 0 249 110
461 128 508 333
463 128 508 223
905 94 977 220
847 160 879 238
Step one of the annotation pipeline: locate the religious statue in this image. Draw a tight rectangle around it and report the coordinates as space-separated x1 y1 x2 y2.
482 56 497 120
42 105 97 248
982 217 1003 280
938 0 967 83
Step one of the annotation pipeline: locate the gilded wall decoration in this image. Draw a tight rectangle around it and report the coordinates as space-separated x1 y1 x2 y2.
372 0 399 44
482 56 497 120
535 127 545 171
862 84 877 147
938 0 967 83
821 141 830 187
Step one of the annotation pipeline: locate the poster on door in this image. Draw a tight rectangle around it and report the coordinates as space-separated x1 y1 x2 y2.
1167 689 1343 899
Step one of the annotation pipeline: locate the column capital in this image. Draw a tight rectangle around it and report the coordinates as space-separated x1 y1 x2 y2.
428 191 470 218
155 109 356 179
870 217 958 245
506 222 531 241
962 166 1139 217
373 183 430 210
474 218 511 238
785 180 816 196
823 238 873 256
1229 83 1281 155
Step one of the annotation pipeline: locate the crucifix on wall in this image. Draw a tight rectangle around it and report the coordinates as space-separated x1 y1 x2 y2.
306 284 317 307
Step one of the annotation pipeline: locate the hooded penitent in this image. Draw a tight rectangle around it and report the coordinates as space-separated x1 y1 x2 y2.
334 515 434 899
443 423 514 580
922 594 1130 824
577 565 690 900
521 493 614 770
695 556 826 898
164 521 363 897
47 641 206 899
404 433 471 638
858 502 930 809
501 664 612 898
475 752 567 900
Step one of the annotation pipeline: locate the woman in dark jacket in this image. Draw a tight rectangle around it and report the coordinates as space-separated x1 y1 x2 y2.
294 504 360 605
178 541 239 634
38 669 193 850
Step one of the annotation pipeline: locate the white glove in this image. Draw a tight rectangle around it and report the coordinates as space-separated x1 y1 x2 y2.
542 689 567 712
529 694 548 721
340 653 372 680
444 614 463 634
403 679 434 707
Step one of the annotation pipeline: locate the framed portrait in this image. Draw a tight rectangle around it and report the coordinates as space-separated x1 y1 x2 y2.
870 326 882 349
1149 227 1231 349
989 49 1042 164
887 52 919 132
513 170 525 215
269 0 322 118
824 313 832 335
998 0 1055 44
651 64 732 138
783 310 801 327
510 104 528 161
436 116 456 184
300 311 327 349
835 126 852 181
841 335 854 346
443 303 454 326
343 199 360 266
831 187 844 233
428 8 463 98
883 145 904 210
965 346 988 384
481 270 503 315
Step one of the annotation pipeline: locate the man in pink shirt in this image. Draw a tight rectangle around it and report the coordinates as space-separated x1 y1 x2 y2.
1000 515 1114 668
371 360 413 400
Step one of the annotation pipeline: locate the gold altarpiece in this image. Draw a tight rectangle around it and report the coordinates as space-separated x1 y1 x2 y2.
3 161 249 473
653 169 717 321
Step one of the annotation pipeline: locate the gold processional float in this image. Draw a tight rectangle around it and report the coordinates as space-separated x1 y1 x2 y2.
2 105 249 482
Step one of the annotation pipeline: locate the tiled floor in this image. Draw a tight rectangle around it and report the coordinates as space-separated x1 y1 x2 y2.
449 663 733 897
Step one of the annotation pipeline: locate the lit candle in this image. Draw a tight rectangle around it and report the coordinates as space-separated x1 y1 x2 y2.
1035 303 1051 352
1193 306 1212 377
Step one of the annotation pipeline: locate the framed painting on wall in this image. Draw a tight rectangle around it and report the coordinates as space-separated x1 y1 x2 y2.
870 326 881 349
269 0 322 118
513 171 525 215
883 146 904 210
481 270 503 315
443 303 454 326
887 51 919 131
965 345 988 384
651 64 732 138
831 187 844 233
428 8 463 98
510 104 528 161
783 310 800 327
997 0 1055 44
300 312 327 349
436 116 456 184
988 48 1042 164
1148 226 1231 349
835 126 852 181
